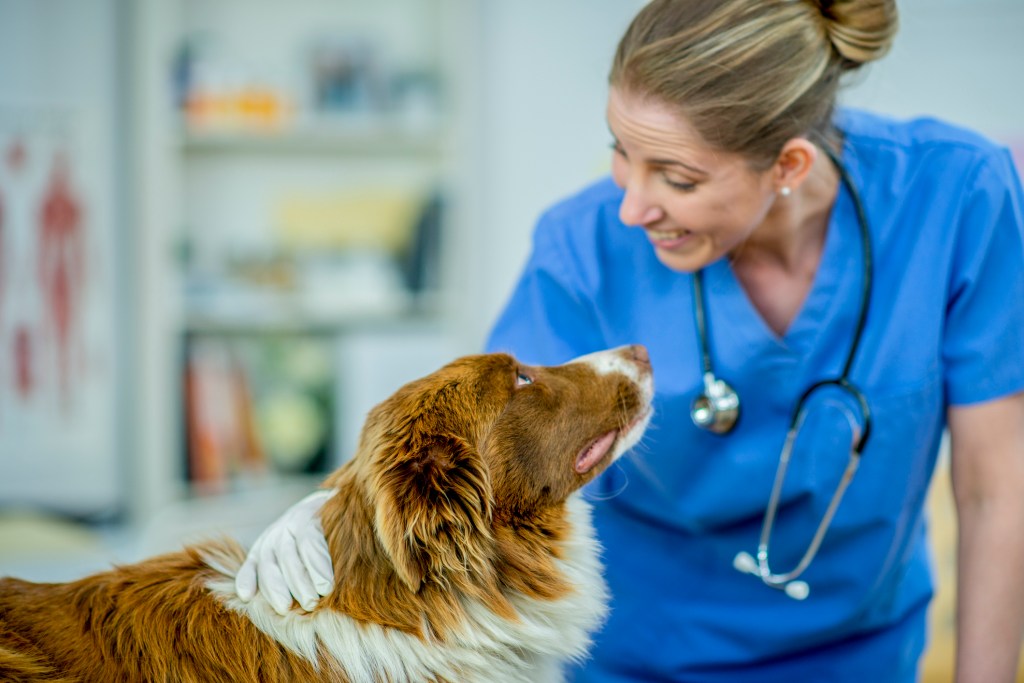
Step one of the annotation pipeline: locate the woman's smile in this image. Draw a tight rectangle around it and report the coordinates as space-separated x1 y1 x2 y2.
643 226 697 250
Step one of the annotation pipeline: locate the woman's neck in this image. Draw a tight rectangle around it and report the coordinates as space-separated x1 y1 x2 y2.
731 153 840 275
727 154 842 336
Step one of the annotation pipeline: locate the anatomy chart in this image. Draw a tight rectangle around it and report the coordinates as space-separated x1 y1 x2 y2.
0 106 119 514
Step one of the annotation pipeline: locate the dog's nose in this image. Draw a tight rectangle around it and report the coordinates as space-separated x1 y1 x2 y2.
628 344 650 368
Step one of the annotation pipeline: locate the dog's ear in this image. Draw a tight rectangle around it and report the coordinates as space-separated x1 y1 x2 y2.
371 433 493 593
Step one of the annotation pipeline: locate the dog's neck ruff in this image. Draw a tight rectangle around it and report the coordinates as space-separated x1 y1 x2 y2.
206 493 607 683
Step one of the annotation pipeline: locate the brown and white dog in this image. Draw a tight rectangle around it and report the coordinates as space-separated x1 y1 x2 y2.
0 345 653 683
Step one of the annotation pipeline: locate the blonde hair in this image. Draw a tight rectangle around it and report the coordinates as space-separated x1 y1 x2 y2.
610 0 898 167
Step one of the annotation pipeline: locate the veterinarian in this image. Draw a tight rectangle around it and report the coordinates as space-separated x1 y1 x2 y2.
237 0 1024 680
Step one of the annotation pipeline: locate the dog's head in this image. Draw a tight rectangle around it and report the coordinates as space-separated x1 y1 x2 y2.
353 345 653 593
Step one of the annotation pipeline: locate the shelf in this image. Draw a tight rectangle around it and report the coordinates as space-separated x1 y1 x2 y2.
179 120 445 157
182 298 442 337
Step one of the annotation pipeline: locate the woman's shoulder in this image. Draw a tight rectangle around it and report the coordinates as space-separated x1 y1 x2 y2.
837 107 1019 213
837 108 1007 167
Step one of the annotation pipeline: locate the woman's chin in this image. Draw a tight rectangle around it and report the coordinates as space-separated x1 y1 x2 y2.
653 242 715 273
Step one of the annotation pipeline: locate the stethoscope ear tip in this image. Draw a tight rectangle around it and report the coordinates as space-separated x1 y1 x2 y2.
733 551 758 575
784 581 810 600
733 551 811 600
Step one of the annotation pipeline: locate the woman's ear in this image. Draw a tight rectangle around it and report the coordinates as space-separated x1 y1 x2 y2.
772 138 818 194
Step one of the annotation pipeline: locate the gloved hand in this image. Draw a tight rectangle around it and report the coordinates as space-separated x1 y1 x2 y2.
235 489 336 615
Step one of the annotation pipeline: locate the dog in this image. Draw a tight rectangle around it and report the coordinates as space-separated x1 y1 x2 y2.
0 345 653 683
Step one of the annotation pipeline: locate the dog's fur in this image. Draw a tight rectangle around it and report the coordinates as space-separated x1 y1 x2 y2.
0 346 653 683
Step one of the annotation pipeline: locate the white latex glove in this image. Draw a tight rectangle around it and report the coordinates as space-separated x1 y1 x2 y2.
235 489 336 615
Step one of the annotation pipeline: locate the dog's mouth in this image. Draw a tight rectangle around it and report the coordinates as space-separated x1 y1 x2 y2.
574 406 652 474
573 403 651 473
575 430 619 474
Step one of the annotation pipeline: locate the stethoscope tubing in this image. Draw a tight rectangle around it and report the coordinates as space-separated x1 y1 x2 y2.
693 141 875 596
757 382 867 587
790 377 872 454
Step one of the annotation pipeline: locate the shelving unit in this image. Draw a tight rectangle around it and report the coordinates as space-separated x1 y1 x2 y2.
129 0 477 525
179 124 445 158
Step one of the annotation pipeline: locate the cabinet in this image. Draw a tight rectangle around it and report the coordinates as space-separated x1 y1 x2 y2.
130 0 477 525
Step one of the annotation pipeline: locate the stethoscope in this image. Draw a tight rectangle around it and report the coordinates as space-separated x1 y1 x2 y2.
689 145 873 600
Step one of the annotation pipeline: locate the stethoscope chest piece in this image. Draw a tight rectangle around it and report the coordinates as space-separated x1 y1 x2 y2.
691 372 740 434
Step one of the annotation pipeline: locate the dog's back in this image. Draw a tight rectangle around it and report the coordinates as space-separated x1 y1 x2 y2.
0 543 334 682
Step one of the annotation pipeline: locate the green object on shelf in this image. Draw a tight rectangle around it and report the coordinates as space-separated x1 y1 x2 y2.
258 388 328 473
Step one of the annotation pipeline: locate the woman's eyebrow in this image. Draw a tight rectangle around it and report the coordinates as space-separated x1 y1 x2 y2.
648 156 709 176
608 127 709 176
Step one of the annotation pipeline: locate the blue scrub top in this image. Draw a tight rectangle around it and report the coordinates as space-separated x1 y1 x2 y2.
486 109 1024 682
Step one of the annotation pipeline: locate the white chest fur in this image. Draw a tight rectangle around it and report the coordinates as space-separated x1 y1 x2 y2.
206 493 608 683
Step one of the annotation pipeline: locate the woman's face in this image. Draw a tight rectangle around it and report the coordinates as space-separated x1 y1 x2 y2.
607 87 779 272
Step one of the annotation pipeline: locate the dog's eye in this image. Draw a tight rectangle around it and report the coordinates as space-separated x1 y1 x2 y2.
516 372 534 387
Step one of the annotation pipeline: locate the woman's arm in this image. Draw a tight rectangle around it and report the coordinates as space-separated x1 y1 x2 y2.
948 390 1024 683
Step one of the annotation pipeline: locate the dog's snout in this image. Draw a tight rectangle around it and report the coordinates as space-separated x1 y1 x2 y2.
628 344 650 368
616 344 651 377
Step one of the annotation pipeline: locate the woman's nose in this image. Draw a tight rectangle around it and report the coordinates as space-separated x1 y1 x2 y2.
618 180 662 227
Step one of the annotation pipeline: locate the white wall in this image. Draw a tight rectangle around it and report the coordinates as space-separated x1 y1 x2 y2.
461 0 644 348
465 0 1024 350
842 0 1024 139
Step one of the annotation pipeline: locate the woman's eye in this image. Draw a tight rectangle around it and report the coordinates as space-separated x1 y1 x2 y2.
663 175 697 192
516 373 534 386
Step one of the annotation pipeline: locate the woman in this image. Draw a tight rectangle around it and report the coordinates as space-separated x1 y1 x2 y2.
238 1 1024 680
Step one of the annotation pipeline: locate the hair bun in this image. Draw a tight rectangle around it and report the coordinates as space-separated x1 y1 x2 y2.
816 0 898 68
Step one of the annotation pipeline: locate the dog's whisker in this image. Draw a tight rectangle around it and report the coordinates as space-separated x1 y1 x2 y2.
582 464 630 501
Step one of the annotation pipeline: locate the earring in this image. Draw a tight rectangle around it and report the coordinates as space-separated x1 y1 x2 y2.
779 186 792 197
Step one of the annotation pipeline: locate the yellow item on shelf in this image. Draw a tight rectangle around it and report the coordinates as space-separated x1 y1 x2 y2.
274 189 424 254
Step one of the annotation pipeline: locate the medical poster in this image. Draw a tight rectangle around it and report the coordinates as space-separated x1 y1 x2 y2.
0 105 120 515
